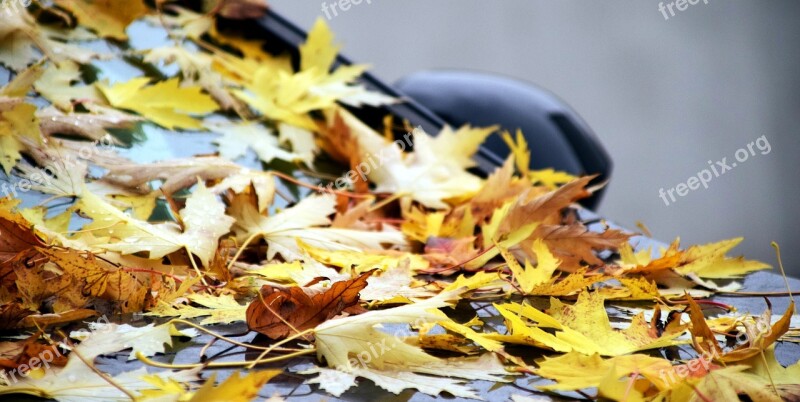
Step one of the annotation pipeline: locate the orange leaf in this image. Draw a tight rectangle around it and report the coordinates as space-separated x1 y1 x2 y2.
0 332 67 371
0 198 43 272
685 294 724 359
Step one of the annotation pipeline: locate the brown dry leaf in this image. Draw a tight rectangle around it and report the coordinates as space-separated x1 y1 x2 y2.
0 198 43 269
319 113 369 193
469 157 530 222
40 248 151 313
0 332 67 372
685 294 726 360
18 309 98 328
467 177 595 269
422 237 480 273
246 271 373 339
206 0 269 19
13 256 89 312
524 223 631 268
500 176 594 236
0 303 35 330
331 198 374 229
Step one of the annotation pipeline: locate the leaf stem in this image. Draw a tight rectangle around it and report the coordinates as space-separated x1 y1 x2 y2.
185 248 209 287
270 170 373 199
771 242 795 304
169 319 301 352
60 333 137 400
226 231 262 271
136 348 315 369
246 329 315 369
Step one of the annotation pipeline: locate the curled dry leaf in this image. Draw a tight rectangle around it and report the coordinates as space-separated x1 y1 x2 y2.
246 270 373 339
208 0 270 20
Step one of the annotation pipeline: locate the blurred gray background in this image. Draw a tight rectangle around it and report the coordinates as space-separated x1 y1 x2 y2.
271 0 800 277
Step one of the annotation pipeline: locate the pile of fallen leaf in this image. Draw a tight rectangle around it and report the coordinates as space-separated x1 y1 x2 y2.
0 1 798 401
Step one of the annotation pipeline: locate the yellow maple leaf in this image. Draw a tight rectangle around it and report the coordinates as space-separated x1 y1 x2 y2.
300 18 342 74
146 293 247 325
442 271 505 292
183 371 280 402
675 237 771 279
438 319 504 352
498 239 560 294
232 19 389 129
535 351 674 393
109 193 158 221
97 77 217 130
527 268 608 297
299 19 392 106
489 291 684 356
427 125 497 169
301 240 430 274
1 62 43 97
529 168 579 190
611 276 662 300
617 237 769 280
54 0 148 40
233 67 332 130
501 129 530 176
400 206 445 242
501 128 577 188
0 102 42 174
207 23 293 86
144 45 248 114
